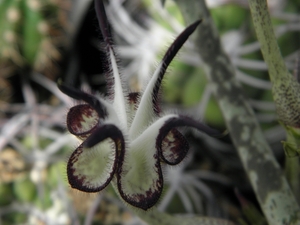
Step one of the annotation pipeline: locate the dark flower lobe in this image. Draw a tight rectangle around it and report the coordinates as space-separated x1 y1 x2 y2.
67 104 99 139
161 129 189 165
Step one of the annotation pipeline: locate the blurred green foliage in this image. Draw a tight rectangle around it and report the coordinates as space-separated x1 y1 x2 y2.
0 0 65 78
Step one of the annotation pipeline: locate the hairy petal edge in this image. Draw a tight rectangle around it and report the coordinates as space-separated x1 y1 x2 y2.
67 124 125 192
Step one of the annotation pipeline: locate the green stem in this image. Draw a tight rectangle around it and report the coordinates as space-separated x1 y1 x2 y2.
173 0 300 224
248 0 300 208
248 0 300 128
285 155 300 200
283 125 300 201
248 0 288 82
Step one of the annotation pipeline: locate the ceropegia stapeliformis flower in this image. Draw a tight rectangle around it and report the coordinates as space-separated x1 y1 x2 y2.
58 0 222 210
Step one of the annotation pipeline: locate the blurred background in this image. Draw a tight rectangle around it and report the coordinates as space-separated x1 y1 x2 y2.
0 0 300 224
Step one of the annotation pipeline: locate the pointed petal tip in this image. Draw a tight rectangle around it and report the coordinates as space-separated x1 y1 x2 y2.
56 82 84 100
217 129 229 138
57 82 108 119
149 19 202 116
191 19 202 28
185 19 202 35
57 80 71 96
94 0 113 47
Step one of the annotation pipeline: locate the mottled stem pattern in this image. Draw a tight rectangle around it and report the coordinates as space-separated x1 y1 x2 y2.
248 0 300 127
249 0 300 202
174 0 300 224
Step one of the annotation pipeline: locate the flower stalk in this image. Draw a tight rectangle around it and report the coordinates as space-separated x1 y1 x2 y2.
282 125 300 201
248 0 300 128
248 0 300 207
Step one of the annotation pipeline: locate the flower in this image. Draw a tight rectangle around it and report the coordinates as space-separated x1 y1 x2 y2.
58 0 222 211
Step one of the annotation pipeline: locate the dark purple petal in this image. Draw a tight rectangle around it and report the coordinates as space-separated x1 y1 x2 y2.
58 82 107 118
157 115 223 165
95 0 113 47
161 128 189 165
94 0 126 103
67 104 99 139
67 124 125 192
83 124 125 150
152 20 201 114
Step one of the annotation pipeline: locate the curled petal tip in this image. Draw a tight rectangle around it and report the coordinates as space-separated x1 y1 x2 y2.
83 124 125 149
160 129 189 165
67 104 99 139
214 129 229 138
95 0 113 47
58 82 108 119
